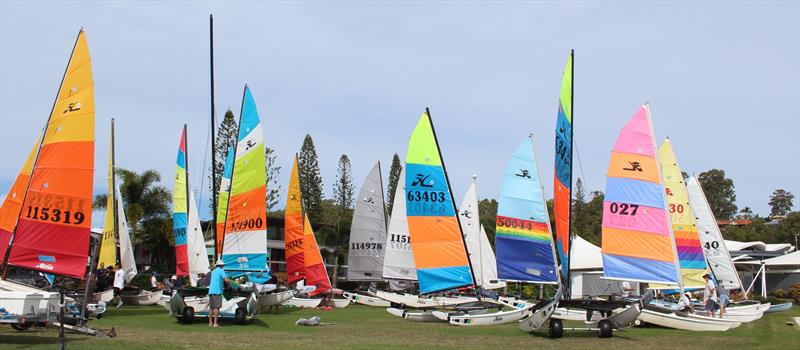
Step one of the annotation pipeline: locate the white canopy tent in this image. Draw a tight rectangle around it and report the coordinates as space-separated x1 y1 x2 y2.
736 251 800 298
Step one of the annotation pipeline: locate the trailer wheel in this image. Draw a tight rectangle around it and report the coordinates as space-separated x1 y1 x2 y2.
548 319 564 338
234 308 246 325
598 319 613 338
181 306 195 324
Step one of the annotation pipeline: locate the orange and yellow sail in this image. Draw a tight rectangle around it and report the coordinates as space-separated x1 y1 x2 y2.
0 134 41 261
7 30 95 278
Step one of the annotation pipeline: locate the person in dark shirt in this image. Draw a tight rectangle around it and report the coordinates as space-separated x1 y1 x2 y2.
95 262 107 292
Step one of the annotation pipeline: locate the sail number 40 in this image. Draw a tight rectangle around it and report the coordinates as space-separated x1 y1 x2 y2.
25 206 85 225
609 203 639 215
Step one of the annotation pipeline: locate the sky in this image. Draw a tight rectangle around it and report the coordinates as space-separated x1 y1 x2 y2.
1 1 798 227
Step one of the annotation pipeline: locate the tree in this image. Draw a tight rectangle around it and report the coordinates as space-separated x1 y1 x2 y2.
93 168 172 270
333 155 354 213
478 198 498 249
211 109 238 213
769 189 794 217
298 134 324 224
571 178 592 241
736 207 756 220
578 191 605 246
265 146 282 213
316 199 352 288
386 154 402 213
698 169 738 220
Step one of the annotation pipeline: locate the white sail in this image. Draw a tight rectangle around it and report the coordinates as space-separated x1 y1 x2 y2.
382 167 417 280
686 176 742 291
116 185 137 283
347 162 388 281
187 190 210 286
458 180 505 290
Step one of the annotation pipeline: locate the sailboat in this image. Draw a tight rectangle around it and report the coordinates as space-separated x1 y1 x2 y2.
385 109 482 321
282 156 333 308
169 124 257 324
459 177 504 291
342 162 393 307
0 29 111 335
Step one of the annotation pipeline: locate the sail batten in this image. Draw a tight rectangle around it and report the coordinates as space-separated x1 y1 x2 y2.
601 105 680 285
7 30 95 279
405 110 474 294
496 136 559 284
347 162 388 281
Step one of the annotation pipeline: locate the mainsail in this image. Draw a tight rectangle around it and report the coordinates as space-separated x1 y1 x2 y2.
173 126 190 277
186 190 208 285
495 136 559 284
601 105 680 285
655 139 707 289
7 30 95 278
116 184 137 283
458 179 505 290
0 134 40 261
382 167 417 281
219 86 269 280
284 156 331 295
405 110 474 294
347 162 388 281
686 176 743 291
553 50 573 282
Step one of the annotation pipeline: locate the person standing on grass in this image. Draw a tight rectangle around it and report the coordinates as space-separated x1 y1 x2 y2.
717 285 730 317
113 263 126 308
208 260 231 327
702 274 718 317
95 262 107 292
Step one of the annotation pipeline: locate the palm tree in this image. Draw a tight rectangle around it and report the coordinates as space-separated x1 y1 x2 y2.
93 168 173 271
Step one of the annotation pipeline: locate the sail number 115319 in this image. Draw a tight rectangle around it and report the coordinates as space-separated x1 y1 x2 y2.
25 206 85 225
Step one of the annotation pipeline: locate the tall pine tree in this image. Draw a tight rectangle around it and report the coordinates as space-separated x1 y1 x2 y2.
265 146 282 213
211 109 238 213
333 155 354 213
298 134 324 223
386 153 402 213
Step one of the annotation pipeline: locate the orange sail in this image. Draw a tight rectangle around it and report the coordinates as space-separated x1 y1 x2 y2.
7 30 95 279
0 134 41 261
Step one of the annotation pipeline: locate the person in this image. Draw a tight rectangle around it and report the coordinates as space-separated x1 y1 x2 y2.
677 292 695 313
150 272 159 291
113 263 126 308
702 274 718 317
197 272 210 287
717 285 730 316
208 260 231 328
95 262 107 292
172 275 183 290
620 280 633 298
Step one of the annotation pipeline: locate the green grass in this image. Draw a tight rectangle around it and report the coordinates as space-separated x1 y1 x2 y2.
2 304 798 349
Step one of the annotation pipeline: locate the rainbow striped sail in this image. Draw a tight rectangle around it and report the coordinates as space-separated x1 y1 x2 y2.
496 136 559 284
0 134 40 262
405 110 473 294
215 148 233 259
601 105 680 285
656 139 707 288
173 126 190 277
98 120 118 268
283 156 330 295
553 51 573 281
7 30 95 278
219 86 269 279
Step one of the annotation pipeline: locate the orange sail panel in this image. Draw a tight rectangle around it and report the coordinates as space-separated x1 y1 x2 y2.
284 157 305 284
0 134 41 261
8 30 95 279
303 213 331 296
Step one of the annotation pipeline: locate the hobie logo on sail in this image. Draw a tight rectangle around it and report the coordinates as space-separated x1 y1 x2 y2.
411 174 433 187
36 255 56 270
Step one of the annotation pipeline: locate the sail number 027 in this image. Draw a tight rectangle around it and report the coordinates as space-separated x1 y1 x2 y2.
25 206 85 225
609 202 639 216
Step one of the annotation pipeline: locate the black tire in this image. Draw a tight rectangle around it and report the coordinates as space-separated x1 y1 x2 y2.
181 306 194 324
11 322 32 331
234 308 246 325
549 318 564 339
598 319 613 338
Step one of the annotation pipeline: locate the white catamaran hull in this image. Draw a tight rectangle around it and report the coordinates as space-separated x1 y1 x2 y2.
171 292 258 323
342 292 391 307
121 290 164 306
386 307 441 322
282 297 322 308
257 290 295 310
371 290 476 308
519 299 560 332
638 308 739 331
333 298 351 308
92 289 114 303
444 305 531 326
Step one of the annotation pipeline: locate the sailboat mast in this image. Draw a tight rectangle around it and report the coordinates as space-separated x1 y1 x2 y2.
424 107 480 292
1 30 83 276
209 14 218 258
111 118 120 266
648 104 684 294
565 49 574 297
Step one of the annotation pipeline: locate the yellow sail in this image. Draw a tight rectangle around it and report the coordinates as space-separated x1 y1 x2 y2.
98 121 117 268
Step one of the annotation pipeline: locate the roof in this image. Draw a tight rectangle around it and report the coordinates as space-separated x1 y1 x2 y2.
736 251 800 267
716 219 752 226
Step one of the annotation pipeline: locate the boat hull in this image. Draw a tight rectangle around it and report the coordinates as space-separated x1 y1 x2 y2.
282 297 322 308
92 289 114 303
257 290 295 311
766 302 792 313
519 298 559 332
371 290 476 308
638 307 738 331
332 298 350 308
121 290 164 306
343 292 390 307
386 307 441 322
446 305 530 326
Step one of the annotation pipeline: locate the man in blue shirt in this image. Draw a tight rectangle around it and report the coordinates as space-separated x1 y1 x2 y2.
208 260 229 327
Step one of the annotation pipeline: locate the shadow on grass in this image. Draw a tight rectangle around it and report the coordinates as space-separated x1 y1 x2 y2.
0 331 91 348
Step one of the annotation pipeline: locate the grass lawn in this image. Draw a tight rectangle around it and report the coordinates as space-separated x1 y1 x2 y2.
2 304 798 349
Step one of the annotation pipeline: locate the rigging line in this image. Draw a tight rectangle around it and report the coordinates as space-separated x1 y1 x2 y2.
573 134 588 191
